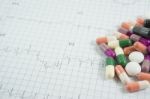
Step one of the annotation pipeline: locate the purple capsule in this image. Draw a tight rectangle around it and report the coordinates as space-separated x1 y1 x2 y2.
126 31 132 36
147 46 150 53
130 34 149 46
118 27 128 34
99 43 116 58
141 55 150 72
118 27 132 36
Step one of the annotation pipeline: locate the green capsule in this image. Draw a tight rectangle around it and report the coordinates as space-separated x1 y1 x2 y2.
106 57 115 65
119 39 132 48
116 54 127 67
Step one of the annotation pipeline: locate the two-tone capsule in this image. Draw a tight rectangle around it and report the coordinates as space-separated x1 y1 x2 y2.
141 55 150 72
115 47 127 66
96 36 117 44
105 57 115 79
130 34 150 46
125 80 150 92
121 22 135 32
108 39 132 49
113 32 129 40
118 27 132 36
99 43 116 58
115 65 131 84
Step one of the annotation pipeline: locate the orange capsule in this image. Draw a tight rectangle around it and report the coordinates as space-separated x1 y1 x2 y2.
121 22 134 30
125 80 150 92
133 42 147 54
96 36 117 45
115 65 131 84
136 72 150 81
96 37 107 44
136 17 144 25
123 46 136 55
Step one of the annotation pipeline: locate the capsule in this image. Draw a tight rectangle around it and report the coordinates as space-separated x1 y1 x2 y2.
121 21 141 32
113 32 129 40
147 45 150 53
121 22 134 31
105 57 115 79
136 17 145 25
136 72 150 81
115 65 131 84
132 26 150 38
99 43 116 58
96 36 117 44
144 19 150 28
108 39 132 49
141 55 150 72
130 34 149 46
136 17 150 28
133 42 147 54
125 80 150 92
123 46 136 56
115 47 127 66
118 27 132 36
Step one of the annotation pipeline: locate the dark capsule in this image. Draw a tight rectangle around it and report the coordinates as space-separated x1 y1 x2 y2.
144 19 150 28
132 26 150 38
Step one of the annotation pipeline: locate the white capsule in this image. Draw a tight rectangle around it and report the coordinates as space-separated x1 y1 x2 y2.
125 62 141 76
105 65 115 79
115 47 124 56
129 51 144 63
108 40 119 49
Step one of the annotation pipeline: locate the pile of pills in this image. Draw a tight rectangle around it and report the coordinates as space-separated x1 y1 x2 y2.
96 17 150 92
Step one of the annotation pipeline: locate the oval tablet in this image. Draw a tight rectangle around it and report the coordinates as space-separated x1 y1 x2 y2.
129 51 144 63
125 62 141 76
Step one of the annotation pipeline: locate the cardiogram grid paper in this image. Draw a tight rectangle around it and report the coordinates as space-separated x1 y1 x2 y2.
0 0 150 99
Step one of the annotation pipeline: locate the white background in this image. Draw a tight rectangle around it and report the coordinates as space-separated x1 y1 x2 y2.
0 0 150 99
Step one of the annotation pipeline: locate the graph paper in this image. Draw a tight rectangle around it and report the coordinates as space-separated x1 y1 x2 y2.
0 0 150 99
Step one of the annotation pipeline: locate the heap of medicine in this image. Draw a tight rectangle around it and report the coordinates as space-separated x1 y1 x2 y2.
96 17 150 92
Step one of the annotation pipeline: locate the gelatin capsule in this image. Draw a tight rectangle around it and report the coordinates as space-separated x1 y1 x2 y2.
105 57 115 79
133 26 150 38
115 65 131 84
99 43 116 58
125 80 150 92
136 17 150 28
96 36 117 44
136 72 150 81
133 42 147 54
123 46 136 56
130 34 149 46
115 47 127 67
141 55 150 72
113 32 129 40
108 39 132 49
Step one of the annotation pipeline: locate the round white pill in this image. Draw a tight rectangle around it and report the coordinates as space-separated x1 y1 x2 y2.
128 51 144 63
125 62 141 76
